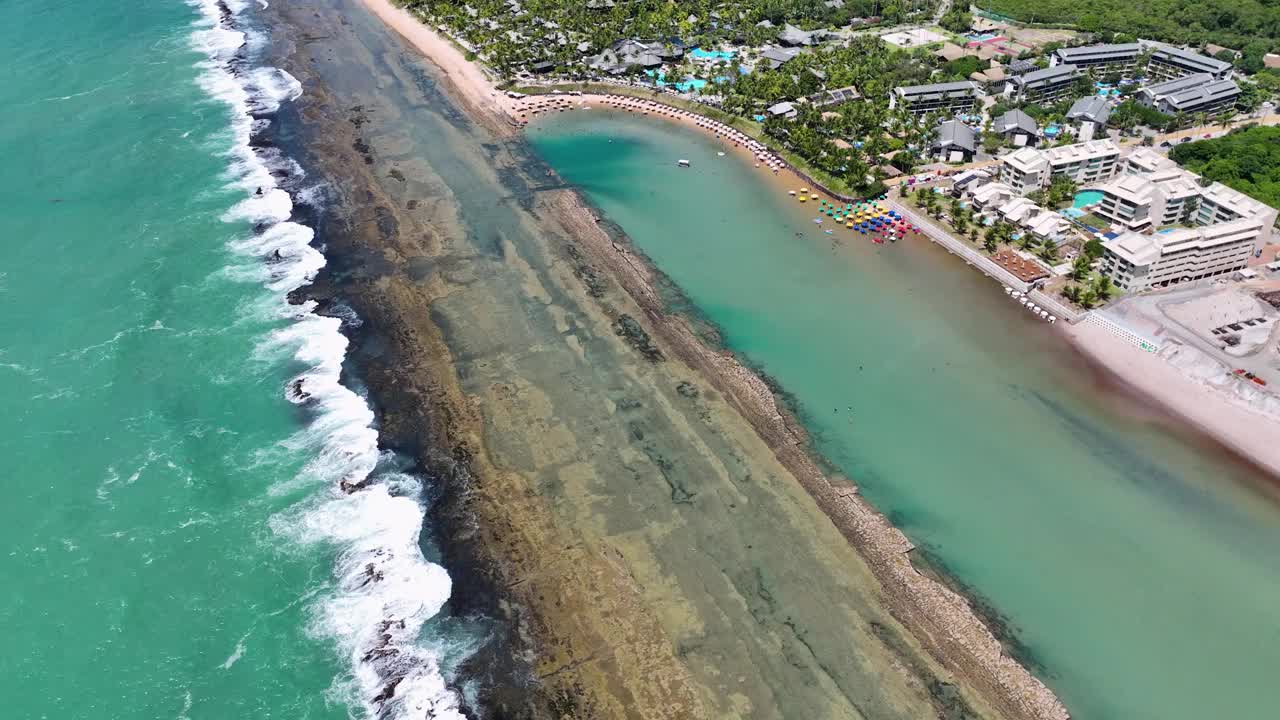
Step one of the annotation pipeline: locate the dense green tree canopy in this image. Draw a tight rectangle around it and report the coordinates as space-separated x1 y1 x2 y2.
977 0 1280 51
1169 126 1280 207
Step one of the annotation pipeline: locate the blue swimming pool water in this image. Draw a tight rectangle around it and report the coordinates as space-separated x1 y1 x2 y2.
691 47 736 61
966 32 1000 42
1063 208 1086 218
1045 124 1062 136
1073 190 1104 208
645 70 707 92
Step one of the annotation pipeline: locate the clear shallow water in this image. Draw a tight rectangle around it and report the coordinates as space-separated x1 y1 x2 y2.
529 113 1280 720
0 0 469 717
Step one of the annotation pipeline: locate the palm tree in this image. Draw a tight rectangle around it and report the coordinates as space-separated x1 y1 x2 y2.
1219 108 1237 130
1091 275 1115 302
1062 284 1082 304
983 234 998 253
1069 256 1091 282
1016 233 1038 251
1037 242 1060 264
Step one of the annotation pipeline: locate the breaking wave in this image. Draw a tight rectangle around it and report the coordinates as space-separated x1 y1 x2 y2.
188 0 465 717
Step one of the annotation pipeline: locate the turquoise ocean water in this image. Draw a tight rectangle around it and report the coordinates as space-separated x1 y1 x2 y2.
529 114 1280 720
0 1 468 717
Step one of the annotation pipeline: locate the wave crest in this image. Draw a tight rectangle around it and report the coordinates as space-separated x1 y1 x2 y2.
188 0 465 716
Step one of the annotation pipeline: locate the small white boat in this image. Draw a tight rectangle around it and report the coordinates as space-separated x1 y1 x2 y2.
717 151 726 156
677 159 690 167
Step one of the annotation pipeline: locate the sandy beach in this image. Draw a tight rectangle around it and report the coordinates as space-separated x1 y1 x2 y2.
1065 320 1280 480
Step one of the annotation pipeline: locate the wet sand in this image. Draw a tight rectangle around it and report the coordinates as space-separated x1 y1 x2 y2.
272 0 1066 718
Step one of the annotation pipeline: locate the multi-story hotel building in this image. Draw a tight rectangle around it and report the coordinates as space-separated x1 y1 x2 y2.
890 80 984 116
995 140 1122 194
1137 74 1240 117
1050 43 1141 75
1101 219 1268 291
1042 140 1122 185
1004 64 1079 103
998 147 1051 193
1096 149 1277 291
1146 46 1234 81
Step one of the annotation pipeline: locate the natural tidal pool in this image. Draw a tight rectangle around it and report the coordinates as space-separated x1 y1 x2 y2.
529 112 1280 720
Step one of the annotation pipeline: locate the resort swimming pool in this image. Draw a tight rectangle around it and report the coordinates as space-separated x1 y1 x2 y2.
645 70 707 92
966 32 1001 42
1073 190 1104 208
690 47 735 60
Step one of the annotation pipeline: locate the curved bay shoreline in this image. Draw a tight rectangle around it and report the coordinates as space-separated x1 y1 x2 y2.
271 0 1067 717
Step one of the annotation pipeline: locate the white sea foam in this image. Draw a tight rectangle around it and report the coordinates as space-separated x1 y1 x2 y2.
188 0 464 716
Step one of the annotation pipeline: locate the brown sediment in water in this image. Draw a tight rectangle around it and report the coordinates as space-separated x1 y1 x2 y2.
272 1 1070 718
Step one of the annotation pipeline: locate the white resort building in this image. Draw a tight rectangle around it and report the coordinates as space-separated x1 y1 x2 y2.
995 140 1123 195
998 147 1051 193
1096 149 1278 291
1042 140 1122 185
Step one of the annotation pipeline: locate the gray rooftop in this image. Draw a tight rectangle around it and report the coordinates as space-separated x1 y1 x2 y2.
996 109 1038 134
1161 79 1241 111
1143 72 1215 97
935 120 977 152
1152 46 1233 75
1007 59 1038 75
1067 95 1113 124
778 24 823 46
895 80 982 101
760 45 801 68
1053 43 1141 62
1013 64 1078 89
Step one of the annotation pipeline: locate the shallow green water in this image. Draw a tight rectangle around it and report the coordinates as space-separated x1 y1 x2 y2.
0 1 466 717
529 114 1280 720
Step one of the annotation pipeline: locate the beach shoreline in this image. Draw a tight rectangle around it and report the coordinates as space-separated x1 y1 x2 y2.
1063 320 1280 481
352 0 1070 717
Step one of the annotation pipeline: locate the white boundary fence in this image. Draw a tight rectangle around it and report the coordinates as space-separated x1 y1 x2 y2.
1083 313 1162 352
